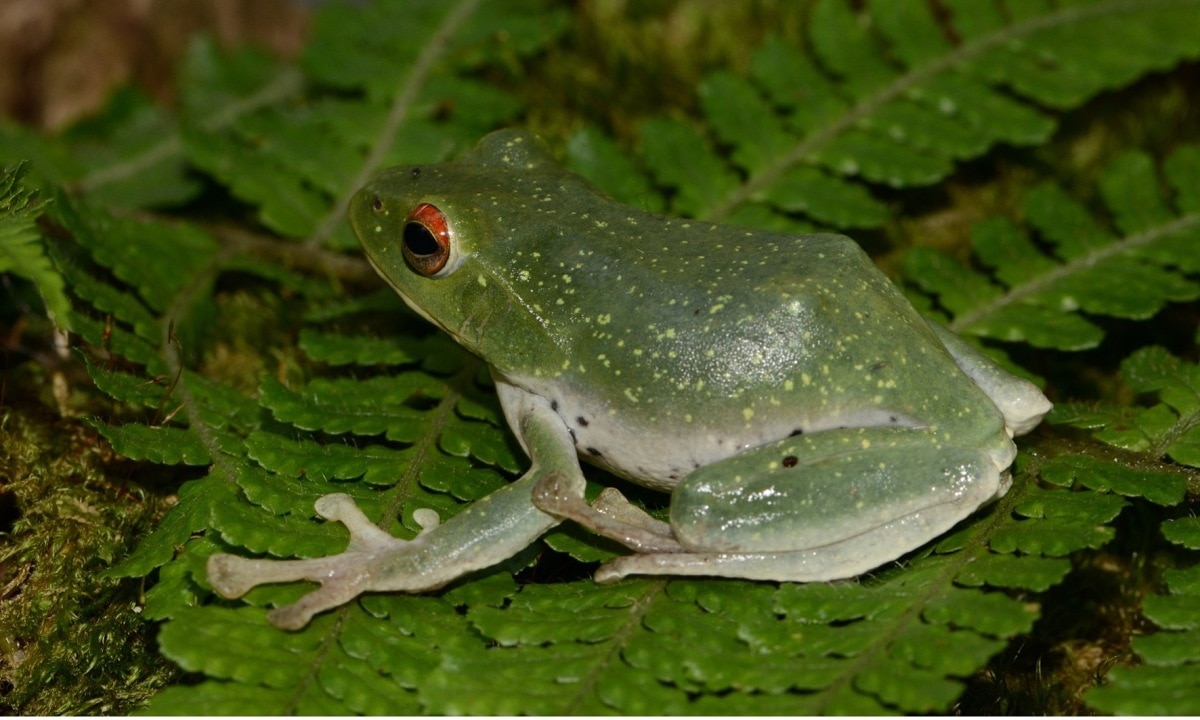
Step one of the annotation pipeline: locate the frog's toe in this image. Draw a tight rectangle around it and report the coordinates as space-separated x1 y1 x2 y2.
266 580 364 631
314 493 405 553
592 487 672 538
206 553 263 598
412 507 441 535
206 553 338 599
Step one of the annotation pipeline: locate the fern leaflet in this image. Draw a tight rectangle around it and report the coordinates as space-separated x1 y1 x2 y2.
905 146 1200 351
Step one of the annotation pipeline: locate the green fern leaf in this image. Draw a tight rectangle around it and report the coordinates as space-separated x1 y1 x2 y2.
990 487 1123 555
89 421 211 465
141 535 216 621
109 475 240 578
52 193 221 315
62 263 160 355
0 162 72 329
1052 347 1200 469
604 0 1200 230
1041 454 1187 506
906 146 1200 350
244 431 407 487
1162 517 1200 550
563 127 664 213
152 606 420 715
297 328 420 366
1088 566 1200 715
0 89 201 209
259 374 449 442
639 117 739 219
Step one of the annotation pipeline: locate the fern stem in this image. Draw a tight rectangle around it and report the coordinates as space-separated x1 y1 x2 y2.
562 580 666 713
1151 387 1200 461
377 356 483 534
303 0 483 250
283 611 348 715
702 0 1181 224
156 245 241 482
76 69 305 195
947 212 1200 335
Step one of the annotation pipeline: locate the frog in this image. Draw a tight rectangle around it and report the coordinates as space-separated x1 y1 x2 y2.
207 129 1051 630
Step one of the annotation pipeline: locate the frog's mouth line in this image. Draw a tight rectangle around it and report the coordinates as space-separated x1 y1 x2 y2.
361 249 446 333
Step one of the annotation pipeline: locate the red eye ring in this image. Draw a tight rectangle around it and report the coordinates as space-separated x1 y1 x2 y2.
402 203 452 276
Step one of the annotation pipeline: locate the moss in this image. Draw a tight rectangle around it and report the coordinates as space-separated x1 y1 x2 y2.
0 388 177 714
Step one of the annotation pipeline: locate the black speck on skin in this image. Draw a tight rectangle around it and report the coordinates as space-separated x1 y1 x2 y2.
789 428 804 437
782 455 799 468
411 167 422 179
576 416 589 427
551 400 559 411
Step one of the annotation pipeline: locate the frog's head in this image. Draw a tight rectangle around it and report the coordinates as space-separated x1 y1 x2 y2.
349 129 574 372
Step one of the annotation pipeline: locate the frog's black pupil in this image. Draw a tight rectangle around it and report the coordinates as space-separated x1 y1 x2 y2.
404 222 440 256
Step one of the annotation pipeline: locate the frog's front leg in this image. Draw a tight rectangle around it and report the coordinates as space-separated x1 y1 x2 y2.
590 423 1015 584
206 393 577 630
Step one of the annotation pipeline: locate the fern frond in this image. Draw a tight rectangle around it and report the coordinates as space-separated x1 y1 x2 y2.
1087 564 1200 714
153 607 420 715
1052 346 1200 472
572 0 1200 231
0 162 71 329
905 146 1200 351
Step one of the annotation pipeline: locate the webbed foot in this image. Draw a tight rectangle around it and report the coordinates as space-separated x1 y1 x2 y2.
206 493 438 630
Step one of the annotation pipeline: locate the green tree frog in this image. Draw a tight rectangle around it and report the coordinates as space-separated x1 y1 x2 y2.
208 130 1051 630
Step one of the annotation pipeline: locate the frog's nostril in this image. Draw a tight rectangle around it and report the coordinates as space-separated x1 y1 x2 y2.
372 196 384 212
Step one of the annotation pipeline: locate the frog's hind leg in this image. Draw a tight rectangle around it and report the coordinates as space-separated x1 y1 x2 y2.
595 425 1012 584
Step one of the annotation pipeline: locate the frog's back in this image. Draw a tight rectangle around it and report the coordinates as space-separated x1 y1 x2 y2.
501 209 1003 484
517 210 940 401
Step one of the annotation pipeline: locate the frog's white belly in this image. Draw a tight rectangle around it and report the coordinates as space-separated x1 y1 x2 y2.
496 373 913 492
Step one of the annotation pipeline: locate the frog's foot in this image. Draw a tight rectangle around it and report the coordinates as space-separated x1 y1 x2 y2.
531 472 683 553
593 488 673 538
207 493 438 631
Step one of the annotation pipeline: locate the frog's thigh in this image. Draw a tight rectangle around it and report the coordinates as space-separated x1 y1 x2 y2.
610 427 1006 583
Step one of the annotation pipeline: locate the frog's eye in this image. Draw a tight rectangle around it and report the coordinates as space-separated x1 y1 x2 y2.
402 203 454 276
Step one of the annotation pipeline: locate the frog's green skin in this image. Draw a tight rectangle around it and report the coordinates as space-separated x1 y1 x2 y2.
207 130 1051 629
